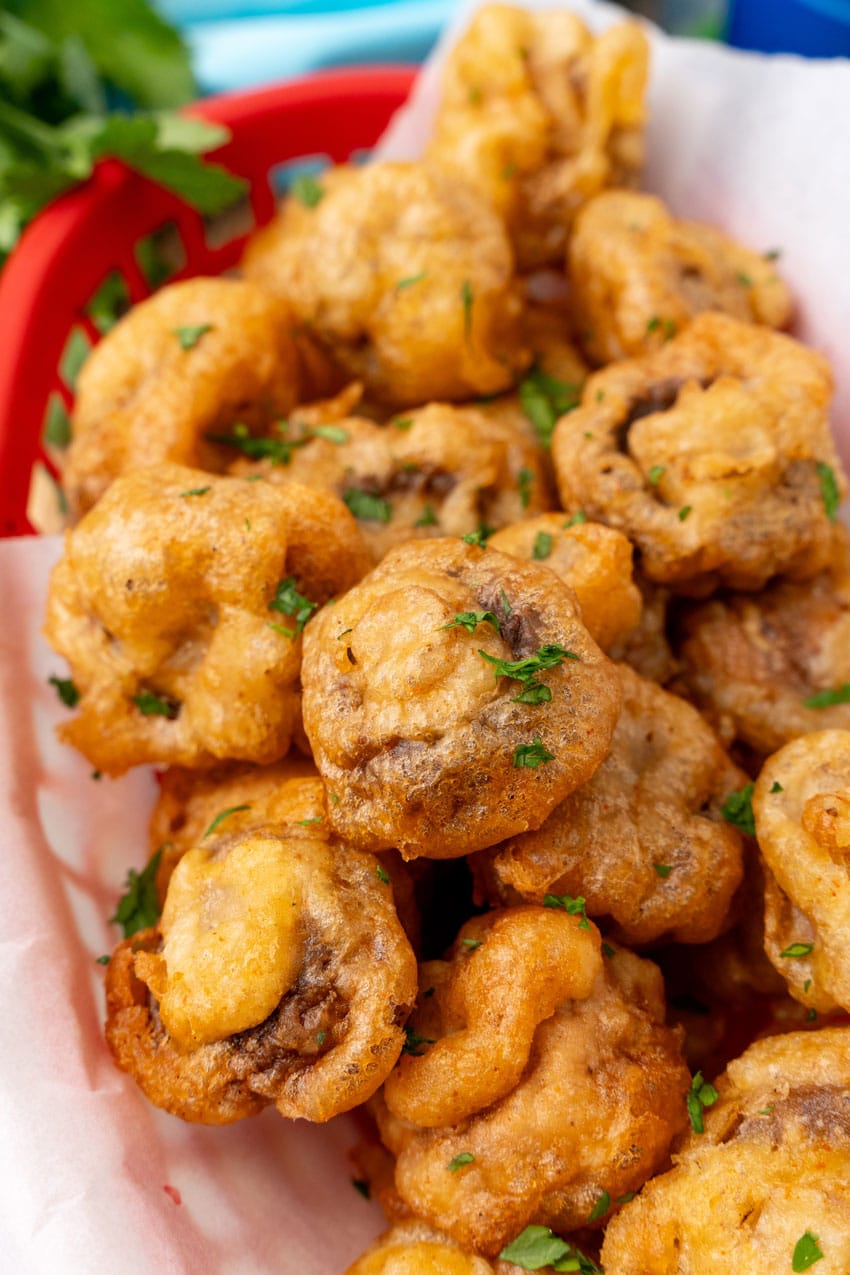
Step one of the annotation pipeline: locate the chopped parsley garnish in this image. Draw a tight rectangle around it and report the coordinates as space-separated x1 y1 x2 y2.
499 1226 601 1273
678 505 692 522
647 465 666 486
514 738 556 769
816 461 840 521
687 1070 719 1134
351 1178 370 1200
49 675 79 708
806 1008 818 1022
173 323 213 350
804 979 812 993
179 486 210 497
343 488 393 524
792 1232 824 1271
462 525 493 547
442 611 501 635
563 510 587 528
721 782 755 837
736 271 753 287
316 1030 327 1046
518 366 581 448
500 589 512 615
396 272 427 290
110 847 163 939
617 1192 636 1204
96 954 110 966
268 577 317 636
602 943 616 959
461 938 482 950
512 683 553 705
653 863 673 878
646 316 677 341
413 503 438 528
296 816 322 827
518 467 535 509
448 1152 475 1172
376 864 390 884
203 804 251 838
132 690 178 718
780 942 814 959
310 424 349 445
206 421 304 466
461 279 474 340
804 684 850 708
291 174 324 207
393 417 413 431
402 1027 436 1056
758 1105 774 1116
587 1191 611 1222
533 531 553 560
480 643 579 688
771 781 784 793
544 892 590 929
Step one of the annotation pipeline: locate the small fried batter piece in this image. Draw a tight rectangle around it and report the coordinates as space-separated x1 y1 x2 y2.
569 190 792 365
45 463 371 774
301 538 622 859
228 401 551 564
63 278 299 519
428 4 648 269
476 664 745 946
552 313 845 593
674 525 850 756
242 161 527 406
346 1221 497 1275
105 809 417 1124
375 909 689 1256
488 515 641 651
754 730 850 1013
601 1028 850 1274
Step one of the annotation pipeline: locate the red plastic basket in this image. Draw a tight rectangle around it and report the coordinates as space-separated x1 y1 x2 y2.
0 66 416 538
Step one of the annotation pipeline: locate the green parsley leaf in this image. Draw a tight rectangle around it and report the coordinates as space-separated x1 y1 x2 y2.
343 488 393 524
296 816 323 827
461 938 482 950
448 1152 475 1172
110 846 163 938
602 943 616 959
771 781 784 793
132 690 178 718
376 864 390 884
393 417 413 431
96 954 110 965
720 782 756 837
646 316 677 340
310 424 349 445
291 173 324 207
268 577 317 636
415 503 439 528
402 1027 436 1056
806 1008 818 1022
500 589 512 615
517 467 535 509
179 486 210 498
678 505 692 522
686 1070 719 1134
617 1192 636 1204
316 1030 327 1046
511 683 553 705
804 979 812 993
758 1105 775 1115
804 684 850 709
653 863 673 878
173 323 213 350
518 366 581 448
647 465 666 486
736 271 753 287
49 674 79 708
514 738 556 769
792 1232 824 1272
461 279 474 340
351 1178 370 1200
780 942 814 959
587 1191 610 1222
442 611 501 636
543 892 590 929
203 804 251 838
499 1226 601 1273
532 530 553 560
563 510 587 528
816 461 840 521
480 643 579 685
206 423 305 466
396 272 427 290
462 525 493 547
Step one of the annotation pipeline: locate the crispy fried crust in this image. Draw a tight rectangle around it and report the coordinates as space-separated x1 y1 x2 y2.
44 464 371 773
552 313 845 593
476 664 745 946
301 538 622 858
345 1221 496 1275
63 278 299 519
601 1029 850 1274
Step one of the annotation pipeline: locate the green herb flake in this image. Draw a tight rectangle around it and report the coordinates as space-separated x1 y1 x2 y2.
543 892 590 930
296 816 323 828
653 863 673 878
647 465 666 486
765 248 782 261
757 1105 774 1116
602 943 616 959
310 424 349 445
563 510 587 528
498 1225 601 1273
442 610 501 636
804 684 850 709
268 577 317 636
532 530 553 560
415 503 439 528
448 1152 475 1172
49 675 79 708
402 1027 436 1056
617 1192 636 1204
500 589 512 615
514 738 556 769
816 461 840 521
480 643 579 686
291 174 324 207
804 979 812 993
518 467 535 509
721 782 756 837
376 864 390 884
678 505 692 522
780 942 814 959
461 279 474 340
179 486 210 498
518 366 581 448
173 323 214 350
462 526 493 548
110 847 164 939
687 1070 719 1134
351 1178 370 1200
806 1008 818 1022
587 1190 611 1222
512 683 553 706
203 804 252 838
396 272 427 290
132 690 178 718
206 424 304 466
343 488 393 524
792 1232 824 1272
316 1030 327 1046
393 417 413 431
771 781 784 793
461 938 482 950
736 271 753 287
96 954 110 966
646 316 677 341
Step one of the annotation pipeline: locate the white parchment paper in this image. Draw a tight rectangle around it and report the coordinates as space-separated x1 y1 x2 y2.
1 4 849 1271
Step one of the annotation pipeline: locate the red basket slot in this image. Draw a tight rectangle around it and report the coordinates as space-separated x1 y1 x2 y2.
0 66 416 539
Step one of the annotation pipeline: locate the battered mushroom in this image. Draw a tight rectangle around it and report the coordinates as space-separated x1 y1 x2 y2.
301 538 622 859
45 463 371 774
600 1028 850 1274
552 313 845 593
488 515 641 651
569 190 792 366
226 401 551 564
754 731 850 1014
475 664 745 946
62 278 300 519
375 909 689 1256
345 1220 600 1274
673 525 850 756
608 574 677 684
241 161 527 406
428 3 649 269
105 815 417 1123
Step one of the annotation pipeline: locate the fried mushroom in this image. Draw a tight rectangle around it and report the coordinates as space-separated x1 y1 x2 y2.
552 313 845 593
241 161 527 406
301 538 622 859
754 731 850 1014
476 664 745 946
62 278 299 519
45 463 371 774
569 190 792 366
427 3 649 269
600 1028 850 1274
345 1221 497 1275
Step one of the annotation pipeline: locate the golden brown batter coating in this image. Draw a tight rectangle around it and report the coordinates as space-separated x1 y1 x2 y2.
346 1222 497 1275
488 515 641 651
476 664 745 946
754 731 850 1014
105 815 417 1124
45 464 371 774
600 1028 850 1274
301 538 622 859
674 525 850 756
62 278 299 519
241 161 527 406
375 911 689 1256
608 573 677 684
552 313 845 593
569 190 792 366
428 4 648 269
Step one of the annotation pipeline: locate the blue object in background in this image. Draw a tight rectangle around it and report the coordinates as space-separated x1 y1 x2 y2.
727 0 850 55
157 0 454 92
